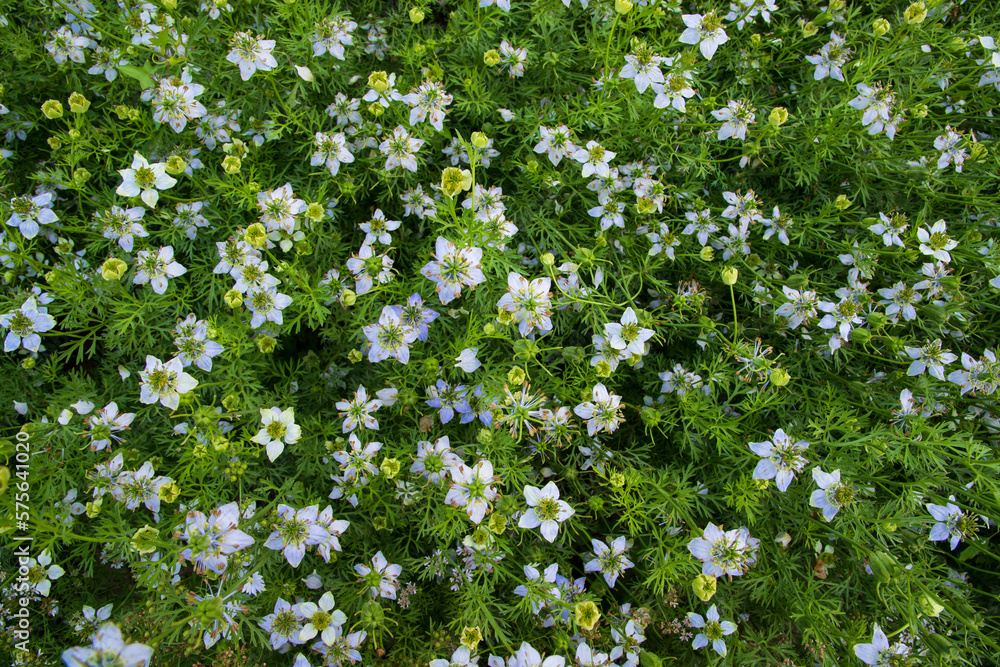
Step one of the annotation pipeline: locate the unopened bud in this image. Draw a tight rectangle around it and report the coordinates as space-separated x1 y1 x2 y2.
101 258 128 281
484 50 501 66
244 223 267 248
872 18 890 36
222 155 241 174
42 100 63 119
721 266 738 285
68 92 90 113
768 106 788 127
409 7 425 22
471 132 489 149
368 71 389 93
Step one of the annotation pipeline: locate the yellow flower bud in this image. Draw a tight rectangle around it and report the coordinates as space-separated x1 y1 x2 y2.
101 257 128 281
770 367 791 387
834 194 852 210
368 71 389 93
595 360 612 378
610 472 626 488
471 132 489 149
721 267 738 285
368 102 384 117
441 167 474 197
768 106 789 127
904 1 926 24
295 65 315 82
341 288 357 306
85 498 102 518
380 457 401 479
222 155 242 174
165 155 187 175
635 197 656 214
305 202 325 222
159 481 180 503
48 136 62 149
348 349 363 363
244 222 267 248
615 0 633 13
68 92 90 113
409 7 425 22
224 289 243 308
41 100 64 119
540 252 555 266
73 167 91 187
255 335 277 354
699 246 715 261
67 129 81 141
484 49 501 66
692 574 717 601
575 601 601 631
872 18 890 36
21 357 35 369
487 512 507 535
130 525 159 555
507 367 526 385
163 0 177 9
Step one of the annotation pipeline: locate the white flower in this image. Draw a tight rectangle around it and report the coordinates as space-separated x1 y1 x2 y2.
252 407 302 461
445 459 497 524
61 624 153 667
116 153 176 208
854 624 912 667
749 428 809 492
518 482 574 542
297 592 347 645
809 468 853 521
138 355 198 410
604 307 654 357
679 13 728 60
917 219 959 263
455 348 482 373
688 605 737 657
311 132 354 176
6 192 58 239
226 31 278 80
496 272 554 337
619 51 664 93
712 100 755 141
421 237 487 305
379 125 423 172
1 297 56 353
573 383 624 436
572 140 616 178
134 246 187 294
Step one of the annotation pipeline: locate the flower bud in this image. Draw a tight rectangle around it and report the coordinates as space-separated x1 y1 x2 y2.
164 155 186 175
484 49 501 66
348 349 363 363
255 335 277 354
721 266 738 285
48 136 62 149
85 498 102 518
368 102 384 117
872 18 890 36
635 197 656 214
799 19 818 37
409 7 425 22
21 357 35 369
244 222 267 248
101 257 128 281
575 601 601 631
699 246 714 261
305 202 325 222
540 252 555 266
163 0 177 9
460 626 483 651
507 367 526 385
834 194 851 210
380 457 401 479
159 481 180 503
904 1 926 24
441 167 474 197
222 155 242 174
615 0 633 13
692 574 717 602
67 129 81 140
224 289 243 308
471 131 489 149
595 360 612 378
368 71 389 93
341 288 357 306
295 65 315 82
849 327 871 345
768 106 788 127
770 367 791 387
42 100 64 119
775 532 792 548
72 167 91 187
610 472 625 488
130 525 159 555
68 92 90 113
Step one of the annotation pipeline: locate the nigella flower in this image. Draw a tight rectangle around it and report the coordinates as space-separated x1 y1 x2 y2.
426 379 471 424
805 32 851 81
682 208 718 246
21 549 64 597
604 307 654 357
421 237 487 305
514 563 561 615
619 48 664 93
226 30 277 80
61 624 152 667
84 402 135 452
497 272 554 336
311 15 356 59
519 482 575 543
854 624 912 667
173 315 224 372
573 141 616 178
355 551 402 599
359 209 400 246
264 504 329 568
903 341 955 380
310 626 367 666
246 286 292 329
251 406 301 462
679 12 728 60
134 246 187 295
687 605 737 657
314 506 350 563
917 219 959 263
6 192 58 239
379 125 423 172
333 432 382 481
534 124 579 166
687 522 759 577
362 306 418 364
809 468 855 521
947 350 1000 395
259 598 305 651
412 436 461 483
346 243 393 295
848 83 901 139
431 647 477 667
514 642 564 667
584 536 634 588
878 282 921 322
138 355 198 410
296 591 347 645
712 100 755 141
311 131 354 176
869 211 908 248
403 79 453 131
390 292 438 341
257 182 306 233
97 205 148 252
445 459 498 524
116 152 176 208
498 40 528 77
748 428 809 492
74 604 113 641
179 502 255 575
113 461 172 517
337 385 381 433
574 383 624 436
652 65 696 112
927 496 980 550
1 297 56 353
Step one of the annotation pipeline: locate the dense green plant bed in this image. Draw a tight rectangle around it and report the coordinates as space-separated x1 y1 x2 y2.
1 0 1000 665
